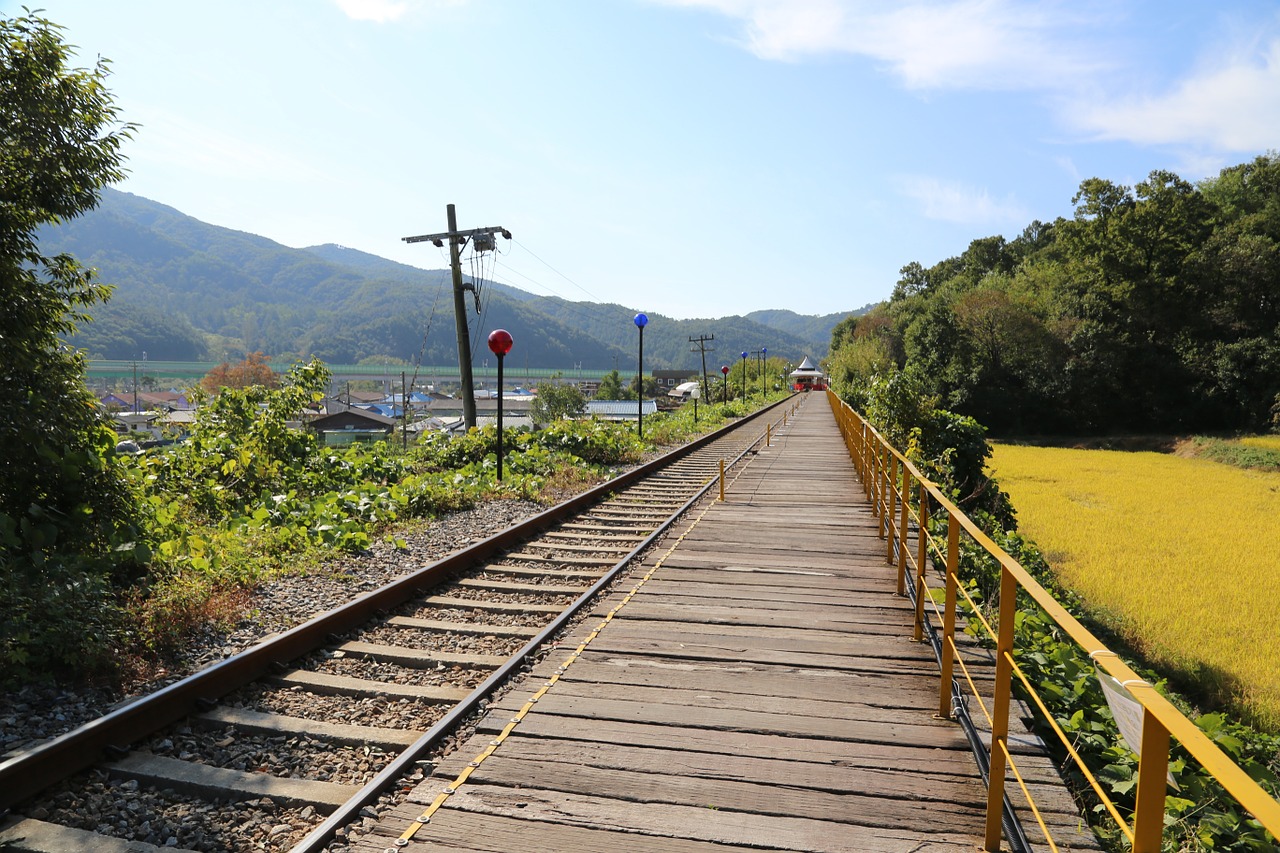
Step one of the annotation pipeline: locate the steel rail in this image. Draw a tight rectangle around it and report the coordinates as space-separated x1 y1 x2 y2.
0 400 785 814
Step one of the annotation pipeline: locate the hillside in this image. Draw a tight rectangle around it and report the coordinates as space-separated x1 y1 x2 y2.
40 188 862 369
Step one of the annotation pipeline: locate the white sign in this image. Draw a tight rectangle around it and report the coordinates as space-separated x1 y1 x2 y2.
1096 667 1178 789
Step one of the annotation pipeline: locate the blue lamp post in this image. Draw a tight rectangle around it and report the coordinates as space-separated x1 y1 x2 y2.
634 313 648 437
487 329 513 481
740 351 748 402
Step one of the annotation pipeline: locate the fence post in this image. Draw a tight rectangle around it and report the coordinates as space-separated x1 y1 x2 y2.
984 565 1018 851
718 459 725 502
897 464 910 595
885 455 897 561
1132 709 1171 852
913 482 928 642
939 512 959 718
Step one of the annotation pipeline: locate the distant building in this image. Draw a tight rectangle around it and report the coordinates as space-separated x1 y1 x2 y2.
789 356 827 392
653 369 698 390
585 399 658 422
305 406 396 445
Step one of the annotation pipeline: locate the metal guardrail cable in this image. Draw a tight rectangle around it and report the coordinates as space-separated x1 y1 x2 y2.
998 737 1061 853
1006 651 1135 843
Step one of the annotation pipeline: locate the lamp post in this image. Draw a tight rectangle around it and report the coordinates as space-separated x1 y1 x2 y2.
487 329 513 481
740 351 748 403
691 383 700 425
720 365 730 403
760 347 767 400
634 313 648 437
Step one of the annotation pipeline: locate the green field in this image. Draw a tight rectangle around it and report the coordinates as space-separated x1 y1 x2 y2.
990 442 1280 730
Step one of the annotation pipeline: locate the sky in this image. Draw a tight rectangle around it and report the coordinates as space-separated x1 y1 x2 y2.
14 0 1280 320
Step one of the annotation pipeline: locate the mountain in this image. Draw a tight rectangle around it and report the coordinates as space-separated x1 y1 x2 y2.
39 188 865 369
746 308 874 345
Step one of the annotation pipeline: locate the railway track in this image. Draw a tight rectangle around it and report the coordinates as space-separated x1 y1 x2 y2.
0 400 798 852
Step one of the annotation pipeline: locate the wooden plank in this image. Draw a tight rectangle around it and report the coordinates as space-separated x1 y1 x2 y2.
413 784 983 853
384 615 539 637
497 676 946 722
270 670 469 702
472 710 992 779
353 803 796 852
573 636 940 675
535 654 954 705
422 757 989 829
480 691 971 749
435 733 986 807
337 640 506 669
596 601 926 633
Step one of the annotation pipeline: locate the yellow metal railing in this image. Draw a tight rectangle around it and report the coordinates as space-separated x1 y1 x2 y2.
826 390 1280 853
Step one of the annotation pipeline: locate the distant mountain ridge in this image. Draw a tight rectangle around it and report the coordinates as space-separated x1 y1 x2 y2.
40 188 868 370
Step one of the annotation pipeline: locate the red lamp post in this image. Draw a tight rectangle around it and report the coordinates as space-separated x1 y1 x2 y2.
487 329 513 481
720 364 730 403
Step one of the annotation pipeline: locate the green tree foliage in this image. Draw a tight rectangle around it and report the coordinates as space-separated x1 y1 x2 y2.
0 11 144 677
153 359 330 517
595 369 625 399
529 375 586 424
831 154 1280 435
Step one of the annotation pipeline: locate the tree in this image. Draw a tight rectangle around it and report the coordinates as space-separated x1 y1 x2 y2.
595 369 624 399
628 374 660 399
529 376 586 424
0 11 143 677
199 351 279 392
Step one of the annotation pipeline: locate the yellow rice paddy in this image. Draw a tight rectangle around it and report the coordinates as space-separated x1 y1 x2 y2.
1239 434 1280 452
989 443 1280 729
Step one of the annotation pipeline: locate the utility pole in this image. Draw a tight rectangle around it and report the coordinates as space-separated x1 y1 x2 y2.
689 333 715 399
402 204 510 430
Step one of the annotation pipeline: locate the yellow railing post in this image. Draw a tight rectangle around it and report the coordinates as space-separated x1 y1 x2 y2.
939 512 958 718
913 482 928 642
861 423 872 499
718 459 725 502
885 455 897 562
1133 709 1171 852
855 415 865 480
897 465 910 595
875 446 885 528
985 565 1018 852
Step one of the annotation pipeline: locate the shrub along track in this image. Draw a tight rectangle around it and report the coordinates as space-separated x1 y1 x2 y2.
0 402 791 853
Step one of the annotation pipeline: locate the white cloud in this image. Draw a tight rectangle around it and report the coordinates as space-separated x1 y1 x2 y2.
1067 36 1280 153
333 0 413 23
654 1 1280 157
650 0 1110 90
897 175 1029 225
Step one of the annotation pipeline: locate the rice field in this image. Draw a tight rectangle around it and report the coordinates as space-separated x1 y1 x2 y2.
1239 434 1280 452
989 442 1280 730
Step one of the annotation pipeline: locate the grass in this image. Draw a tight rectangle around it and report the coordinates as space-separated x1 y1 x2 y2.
1189 435 1280 470
989 442 1280 731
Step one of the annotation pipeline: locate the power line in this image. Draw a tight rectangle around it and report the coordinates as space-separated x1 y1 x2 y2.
510 238 601 302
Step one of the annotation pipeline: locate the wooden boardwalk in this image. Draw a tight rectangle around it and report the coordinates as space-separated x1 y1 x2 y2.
357 398 1096 852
